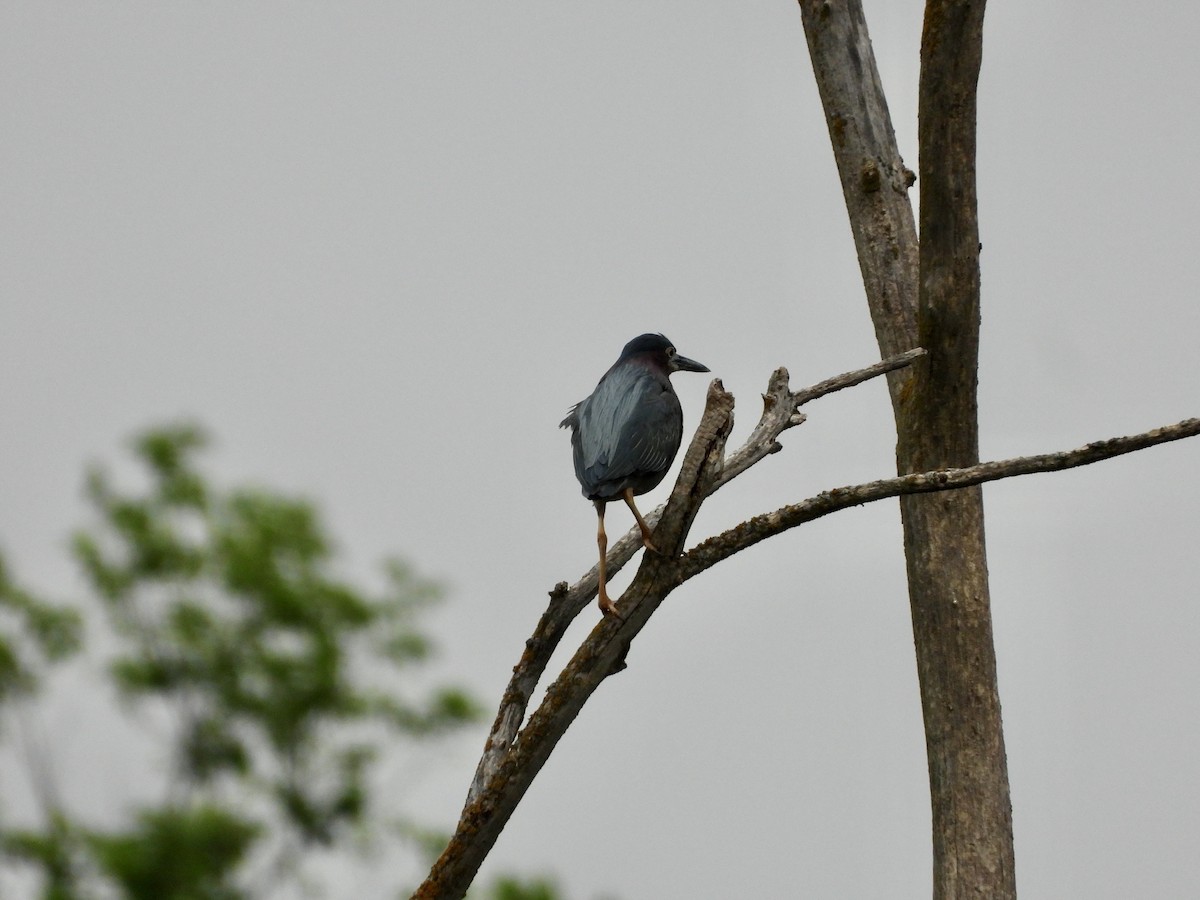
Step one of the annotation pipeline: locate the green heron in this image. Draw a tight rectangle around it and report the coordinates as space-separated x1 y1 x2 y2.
561 333 710 616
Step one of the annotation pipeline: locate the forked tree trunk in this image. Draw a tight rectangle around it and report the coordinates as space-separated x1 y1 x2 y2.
399 5 1197 897
798 2 1015 897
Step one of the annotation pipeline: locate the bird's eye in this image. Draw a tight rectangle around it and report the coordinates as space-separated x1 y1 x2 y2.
667 346 676 357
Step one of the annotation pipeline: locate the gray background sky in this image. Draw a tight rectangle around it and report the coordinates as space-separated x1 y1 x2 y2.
3 2 1198 897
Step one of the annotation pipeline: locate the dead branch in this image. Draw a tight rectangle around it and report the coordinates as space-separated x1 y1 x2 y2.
679 417 1200 581
416 373 736 900
414 348 1199 900
462 346 926 810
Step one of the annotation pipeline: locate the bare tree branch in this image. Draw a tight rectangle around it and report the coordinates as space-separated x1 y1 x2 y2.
420 347 927 898
714 346 928 490
405 4 1193 898
462 346 927 810
906 4 1014 894
797 0 919 405
802 1 1017 893
414 378 737 900
415 331 1199 898
679 417 1200 581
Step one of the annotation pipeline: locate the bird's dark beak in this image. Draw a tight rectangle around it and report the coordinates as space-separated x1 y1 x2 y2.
671 354 710 374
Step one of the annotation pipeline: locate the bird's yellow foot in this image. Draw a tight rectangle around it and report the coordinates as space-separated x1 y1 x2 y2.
598 592 624 620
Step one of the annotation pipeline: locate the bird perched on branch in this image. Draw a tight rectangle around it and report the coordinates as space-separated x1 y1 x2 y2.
560 333 710 617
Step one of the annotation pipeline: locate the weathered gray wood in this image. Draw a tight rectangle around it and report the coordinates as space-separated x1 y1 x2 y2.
411 378 736 900
413 336 1196 898
414 349 926 900
463 347 928 812
679 417 1200 579
798 0 919 388
905 4 1016 897
799 1 1015 896
411 3 1199 895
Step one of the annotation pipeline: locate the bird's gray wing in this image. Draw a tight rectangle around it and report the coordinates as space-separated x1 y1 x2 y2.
572 365 682 496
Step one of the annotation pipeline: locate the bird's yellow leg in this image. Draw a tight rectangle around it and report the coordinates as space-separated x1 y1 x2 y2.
622 488 659 554
594 502 622 618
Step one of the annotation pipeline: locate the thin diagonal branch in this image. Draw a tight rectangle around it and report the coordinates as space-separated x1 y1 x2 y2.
418 347 1197 898
715 346 928 490
462 347 926 808
679 418 1200 581
414 379 736 900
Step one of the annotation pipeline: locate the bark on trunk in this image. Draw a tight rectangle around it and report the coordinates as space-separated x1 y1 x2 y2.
799 1 1015 896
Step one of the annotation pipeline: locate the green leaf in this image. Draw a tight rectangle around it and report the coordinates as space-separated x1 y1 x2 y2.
482 875 565 900
60 422 484 880
0 551 82 700
181 716 250 780
88 805 260 900
1 814 86 900
134 423 208 478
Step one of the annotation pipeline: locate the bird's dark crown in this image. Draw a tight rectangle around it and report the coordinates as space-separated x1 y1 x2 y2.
619 333 675 360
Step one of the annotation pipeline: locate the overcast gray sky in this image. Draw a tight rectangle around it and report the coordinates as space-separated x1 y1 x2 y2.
3 2 1198 897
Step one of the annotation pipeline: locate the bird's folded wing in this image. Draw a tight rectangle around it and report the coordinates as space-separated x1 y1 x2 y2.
577 365 680 484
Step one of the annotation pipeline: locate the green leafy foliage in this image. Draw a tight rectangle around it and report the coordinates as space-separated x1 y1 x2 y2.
1 813 80 900
0 552 81 703
6 805 262 900
87 805 260 900
481 875 565 900
2 423 483 898
72 425 479 843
